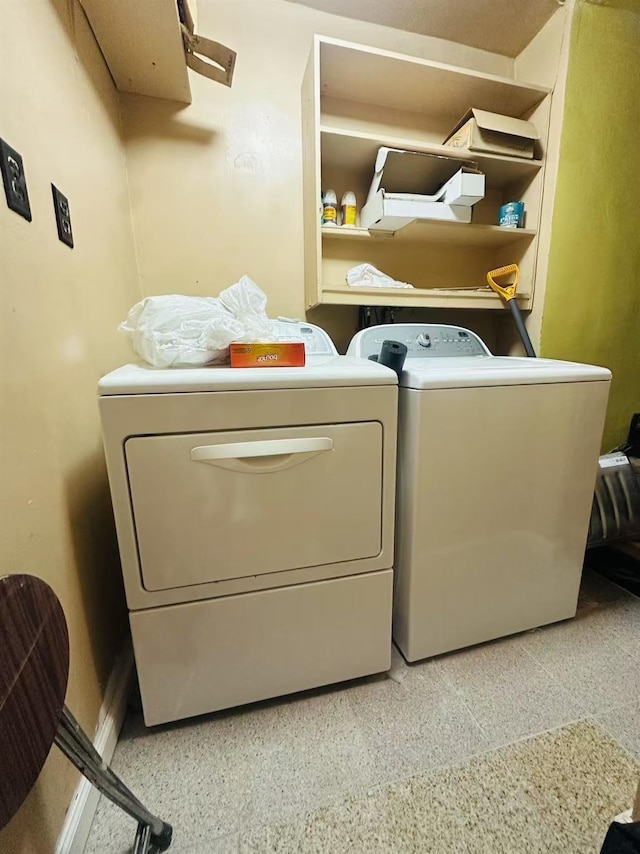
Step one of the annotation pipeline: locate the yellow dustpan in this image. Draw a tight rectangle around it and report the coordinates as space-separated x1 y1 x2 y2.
486 264 536 357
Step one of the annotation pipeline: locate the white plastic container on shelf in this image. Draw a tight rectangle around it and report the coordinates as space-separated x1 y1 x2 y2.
361 148 485 233
321 189 338 226
341 191 357 227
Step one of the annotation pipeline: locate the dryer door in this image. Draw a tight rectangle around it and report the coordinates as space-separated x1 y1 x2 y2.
125 423 383 591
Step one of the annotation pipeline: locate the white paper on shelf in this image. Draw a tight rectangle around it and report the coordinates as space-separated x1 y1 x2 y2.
346 264 414 289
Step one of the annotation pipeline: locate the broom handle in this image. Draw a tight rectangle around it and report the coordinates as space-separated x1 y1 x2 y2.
632 778 640 821
509 299 536 358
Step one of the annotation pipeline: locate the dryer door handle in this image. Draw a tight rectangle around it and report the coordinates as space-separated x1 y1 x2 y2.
190 437 334 474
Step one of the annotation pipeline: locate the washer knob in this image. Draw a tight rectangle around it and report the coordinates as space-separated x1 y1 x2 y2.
417 333 431 348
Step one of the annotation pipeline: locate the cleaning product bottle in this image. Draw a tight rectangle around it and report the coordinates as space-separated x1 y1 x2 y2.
341 191 357 227
322 189 338 226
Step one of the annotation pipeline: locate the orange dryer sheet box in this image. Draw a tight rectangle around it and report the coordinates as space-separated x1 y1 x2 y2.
229 342 306 368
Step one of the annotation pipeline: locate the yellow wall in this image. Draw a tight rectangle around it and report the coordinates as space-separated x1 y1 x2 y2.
540 0 640 449
121 0 512 350
0 1 140 850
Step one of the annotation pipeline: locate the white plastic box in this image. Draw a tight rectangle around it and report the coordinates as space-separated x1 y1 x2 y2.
361 147 485 233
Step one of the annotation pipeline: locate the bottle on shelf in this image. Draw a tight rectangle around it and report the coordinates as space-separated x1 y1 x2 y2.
321 189 338 226
341 191 357 227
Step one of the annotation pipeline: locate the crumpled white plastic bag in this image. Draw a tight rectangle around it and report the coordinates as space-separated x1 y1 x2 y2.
119 276 274 367
346 263 414 289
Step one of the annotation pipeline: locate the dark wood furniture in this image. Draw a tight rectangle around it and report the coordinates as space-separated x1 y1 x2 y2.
0 574 172 853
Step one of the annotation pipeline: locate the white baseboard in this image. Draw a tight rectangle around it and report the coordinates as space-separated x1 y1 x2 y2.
55 642 134 854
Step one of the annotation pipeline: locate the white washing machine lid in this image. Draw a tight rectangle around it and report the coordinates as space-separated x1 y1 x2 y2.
98 356 397 395
401 356 611 390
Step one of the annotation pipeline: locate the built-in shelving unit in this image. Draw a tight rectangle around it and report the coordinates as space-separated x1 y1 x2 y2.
302 36 553 311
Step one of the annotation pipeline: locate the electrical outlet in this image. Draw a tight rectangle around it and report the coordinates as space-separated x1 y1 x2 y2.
51 184 73 248
0 138 32 221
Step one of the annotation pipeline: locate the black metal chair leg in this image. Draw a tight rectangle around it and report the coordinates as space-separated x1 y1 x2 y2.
134 822 152 854
56 712 156 825
55 705 172 852
58 707 150 813
54 727 171 854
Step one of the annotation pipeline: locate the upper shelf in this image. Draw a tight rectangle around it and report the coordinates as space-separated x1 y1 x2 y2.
79 0 192 103
319 37 551 121
320 127 543 190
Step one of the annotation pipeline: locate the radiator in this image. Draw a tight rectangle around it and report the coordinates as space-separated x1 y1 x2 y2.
588 453 640 547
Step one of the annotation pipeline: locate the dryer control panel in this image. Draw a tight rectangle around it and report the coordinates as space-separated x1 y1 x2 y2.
347 324 491 360
268 319 337 356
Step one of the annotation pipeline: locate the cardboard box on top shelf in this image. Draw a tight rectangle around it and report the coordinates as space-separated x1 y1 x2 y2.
443 109 538 160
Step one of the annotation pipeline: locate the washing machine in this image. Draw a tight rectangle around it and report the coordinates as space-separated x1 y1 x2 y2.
99 321 397 725
348 323 611 662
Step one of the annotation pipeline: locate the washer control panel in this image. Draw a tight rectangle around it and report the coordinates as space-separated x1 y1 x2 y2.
347 324 491 360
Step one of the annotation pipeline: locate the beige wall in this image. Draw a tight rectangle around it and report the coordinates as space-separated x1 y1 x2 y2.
0 1 140 850
121 0 512 350
0 3 511 847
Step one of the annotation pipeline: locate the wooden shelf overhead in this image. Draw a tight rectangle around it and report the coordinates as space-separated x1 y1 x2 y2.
79 0 192 103
78 0 236 103
320 127 543 190
319 38 550 120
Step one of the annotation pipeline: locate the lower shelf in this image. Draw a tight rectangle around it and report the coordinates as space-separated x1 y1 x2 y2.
321 222 537 248
317 286 532 310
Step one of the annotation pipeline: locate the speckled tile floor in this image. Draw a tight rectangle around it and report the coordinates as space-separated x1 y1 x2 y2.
85 570 640 853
